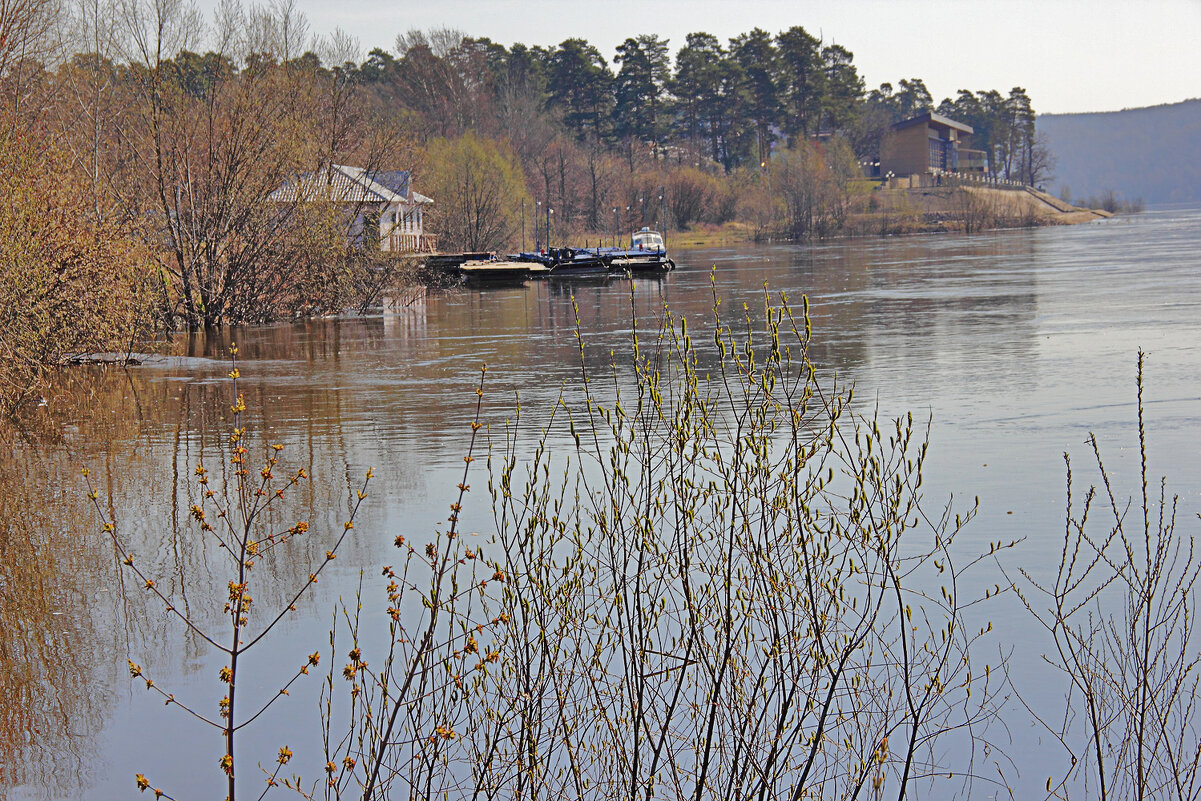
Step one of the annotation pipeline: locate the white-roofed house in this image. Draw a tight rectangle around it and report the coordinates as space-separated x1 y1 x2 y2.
270 164 436 253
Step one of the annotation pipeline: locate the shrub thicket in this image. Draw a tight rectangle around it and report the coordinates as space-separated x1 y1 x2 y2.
0 122 156 410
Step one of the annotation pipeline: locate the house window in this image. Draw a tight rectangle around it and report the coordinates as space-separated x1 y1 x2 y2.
929 139 947 171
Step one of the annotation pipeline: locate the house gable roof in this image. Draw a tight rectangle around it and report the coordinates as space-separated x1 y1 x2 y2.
371 170 410 197
271 165 432 204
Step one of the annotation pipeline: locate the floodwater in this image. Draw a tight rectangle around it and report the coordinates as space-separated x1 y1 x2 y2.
3 206 1200 799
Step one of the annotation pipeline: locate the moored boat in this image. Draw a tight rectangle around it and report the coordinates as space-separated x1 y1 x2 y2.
510 247 609 279
500 229 675 280
596 228 675 273
546 247 609 278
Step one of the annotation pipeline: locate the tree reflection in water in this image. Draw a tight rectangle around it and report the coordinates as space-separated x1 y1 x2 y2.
0 371 133 796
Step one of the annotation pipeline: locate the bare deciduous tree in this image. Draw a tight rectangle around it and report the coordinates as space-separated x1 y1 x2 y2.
0 0 63 112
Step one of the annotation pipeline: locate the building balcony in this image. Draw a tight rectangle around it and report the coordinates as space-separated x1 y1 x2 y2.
383 232 438 253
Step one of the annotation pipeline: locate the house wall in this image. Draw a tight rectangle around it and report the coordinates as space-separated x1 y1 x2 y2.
379 200 435 253
350 202 430 248
880 125 931 177
882 123 971 176
380 201 424 239
958 148 989 173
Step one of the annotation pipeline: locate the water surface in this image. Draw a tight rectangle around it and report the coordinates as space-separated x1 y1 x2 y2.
5 206 1200 799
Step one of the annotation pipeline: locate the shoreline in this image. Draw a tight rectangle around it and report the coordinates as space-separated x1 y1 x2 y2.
664 186 1112 251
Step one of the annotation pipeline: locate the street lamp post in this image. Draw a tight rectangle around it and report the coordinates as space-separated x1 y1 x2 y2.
535 201 542 251
659 190 666 248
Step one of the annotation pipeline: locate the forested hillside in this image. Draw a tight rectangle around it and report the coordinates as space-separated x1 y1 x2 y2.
1039 99 1201 204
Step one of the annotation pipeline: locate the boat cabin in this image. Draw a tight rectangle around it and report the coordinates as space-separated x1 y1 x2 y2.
632 228 665 252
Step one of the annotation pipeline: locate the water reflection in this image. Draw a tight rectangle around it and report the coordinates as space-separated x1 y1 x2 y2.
0 369 151 797
6 208 1201 800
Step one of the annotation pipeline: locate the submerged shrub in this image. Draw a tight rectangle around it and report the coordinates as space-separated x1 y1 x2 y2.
0 122 156 410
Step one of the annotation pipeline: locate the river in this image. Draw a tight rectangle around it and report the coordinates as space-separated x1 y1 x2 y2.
4 205 1200 800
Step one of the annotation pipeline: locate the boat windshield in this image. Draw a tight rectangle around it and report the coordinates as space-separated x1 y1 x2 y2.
631 231 664 250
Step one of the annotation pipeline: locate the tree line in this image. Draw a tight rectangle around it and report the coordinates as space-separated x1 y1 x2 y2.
350 28 1047 181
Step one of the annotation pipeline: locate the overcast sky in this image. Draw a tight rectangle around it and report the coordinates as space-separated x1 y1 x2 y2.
236 0 1201 115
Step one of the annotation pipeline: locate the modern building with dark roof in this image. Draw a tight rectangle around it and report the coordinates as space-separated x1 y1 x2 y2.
880 112 988 179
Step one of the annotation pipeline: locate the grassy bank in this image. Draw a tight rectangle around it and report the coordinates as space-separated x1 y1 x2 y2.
659 185 1110 251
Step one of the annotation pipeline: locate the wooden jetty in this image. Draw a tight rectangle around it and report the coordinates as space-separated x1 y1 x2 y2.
425 252 493 272
426 234 675 287
460 258 535 282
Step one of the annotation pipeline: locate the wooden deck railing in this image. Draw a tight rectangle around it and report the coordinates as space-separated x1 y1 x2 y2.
384 232 438 253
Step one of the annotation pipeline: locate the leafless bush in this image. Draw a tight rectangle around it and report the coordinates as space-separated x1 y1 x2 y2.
1018 351 1201 800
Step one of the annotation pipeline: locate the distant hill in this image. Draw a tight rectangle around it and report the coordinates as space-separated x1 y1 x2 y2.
1038 99 1201 205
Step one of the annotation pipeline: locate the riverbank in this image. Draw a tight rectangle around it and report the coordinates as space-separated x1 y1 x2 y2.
663 186 1111 250
879 184 1113 230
